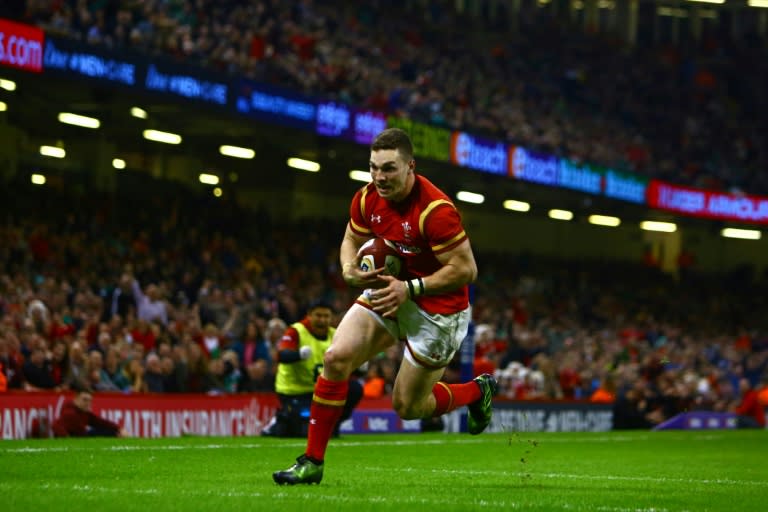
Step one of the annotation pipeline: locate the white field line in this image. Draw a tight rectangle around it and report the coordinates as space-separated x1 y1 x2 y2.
4 438 481 453
17 482 679 512
357 466 768 488
3 437 765 489
0 433 729 454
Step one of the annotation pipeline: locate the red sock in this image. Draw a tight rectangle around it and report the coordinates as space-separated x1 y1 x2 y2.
306 376 349 462
432 380 482 416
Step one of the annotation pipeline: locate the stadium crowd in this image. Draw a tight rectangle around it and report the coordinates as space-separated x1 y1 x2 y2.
1 1 767 429
1 174 767 430
5 0 767 195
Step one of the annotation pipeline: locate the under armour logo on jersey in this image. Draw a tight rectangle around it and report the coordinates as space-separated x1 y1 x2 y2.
371 214 382 223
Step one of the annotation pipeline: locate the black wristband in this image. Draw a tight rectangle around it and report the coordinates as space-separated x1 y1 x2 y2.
408 278 424 297
406 279 415 298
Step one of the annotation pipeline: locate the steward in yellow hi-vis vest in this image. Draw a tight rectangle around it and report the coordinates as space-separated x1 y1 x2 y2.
262 301 363 438
275 319 335 395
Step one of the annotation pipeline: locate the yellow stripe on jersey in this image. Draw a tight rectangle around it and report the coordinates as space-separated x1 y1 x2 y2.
312 394 346 407
418 199 453 237
350 218 372 234
359 184 370 221
351 184 373 234
432 230 466 253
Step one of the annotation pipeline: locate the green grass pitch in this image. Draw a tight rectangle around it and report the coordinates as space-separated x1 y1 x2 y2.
2 430 767 511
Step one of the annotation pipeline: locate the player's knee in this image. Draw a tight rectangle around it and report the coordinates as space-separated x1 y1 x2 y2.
391 396 422 420
322 348 353 380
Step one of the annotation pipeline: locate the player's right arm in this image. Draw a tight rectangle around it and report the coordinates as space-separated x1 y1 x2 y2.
340 224 384 288
341 186 385 288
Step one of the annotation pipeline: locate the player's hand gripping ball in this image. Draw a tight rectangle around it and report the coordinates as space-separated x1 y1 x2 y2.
357 238 402 277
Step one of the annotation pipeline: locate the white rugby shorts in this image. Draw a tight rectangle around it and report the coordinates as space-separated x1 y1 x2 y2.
357 290 470 369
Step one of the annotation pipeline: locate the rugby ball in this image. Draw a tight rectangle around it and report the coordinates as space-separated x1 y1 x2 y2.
357 238 402 277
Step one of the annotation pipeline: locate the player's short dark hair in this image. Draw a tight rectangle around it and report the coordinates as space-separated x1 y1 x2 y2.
371 128 414 161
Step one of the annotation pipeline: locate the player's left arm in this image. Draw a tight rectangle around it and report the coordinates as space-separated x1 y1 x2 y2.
370 241 476 317
417 202 477 294
421 238 477 294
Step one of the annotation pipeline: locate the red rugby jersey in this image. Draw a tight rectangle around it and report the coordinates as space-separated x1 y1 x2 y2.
348 174 469 315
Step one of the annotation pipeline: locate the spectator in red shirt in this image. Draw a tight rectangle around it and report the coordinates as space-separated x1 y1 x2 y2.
130 319 158 354
559 366 581 399
473 324 500 377
731 378 766 429
758 376 768 408
52 391 126 437
48 311 75 341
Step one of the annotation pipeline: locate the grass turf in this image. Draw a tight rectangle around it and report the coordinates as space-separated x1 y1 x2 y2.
2 430 767 511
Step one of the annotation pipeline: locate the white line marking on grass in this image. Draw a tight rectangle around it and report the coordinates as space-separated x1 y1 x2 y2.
356 465 768 488
532 471 768 488
4 446 69 453
1 438 485 453
28 482 687 512
497 434 726 443
0 433 742 455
